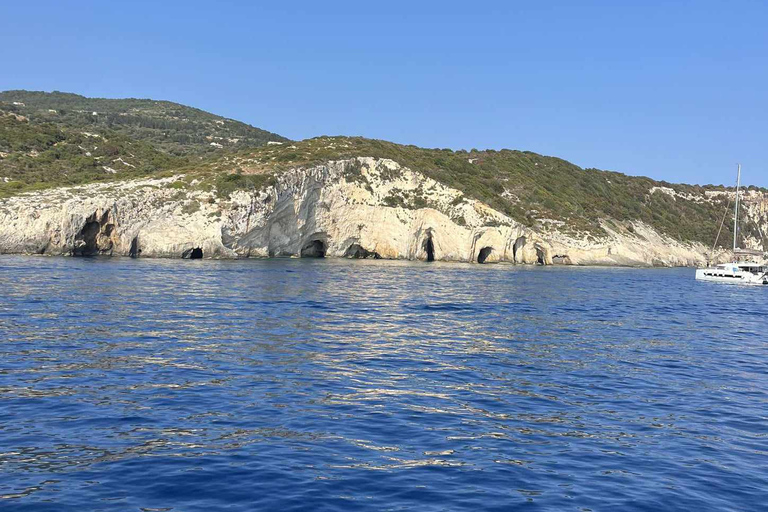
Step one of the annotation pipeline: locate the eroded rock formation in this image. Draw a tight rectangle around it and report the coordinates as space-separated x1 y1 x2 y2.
72 210 118 256
1 157 765 266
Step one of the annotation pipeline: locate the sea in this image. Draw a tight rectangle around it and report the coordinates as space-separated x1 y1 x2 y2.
1 255 767 511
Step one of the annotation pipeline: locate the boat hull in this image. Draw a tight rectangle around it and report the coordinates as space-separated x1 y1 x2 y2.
695 268 768 285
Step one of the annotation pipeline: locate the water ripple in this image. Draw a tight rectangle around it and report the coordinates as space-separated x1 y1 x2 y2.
1 256 767 511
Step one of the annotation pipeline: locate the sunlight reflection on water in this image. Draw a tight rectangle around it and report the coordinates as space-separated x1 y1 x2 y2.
1 256 767 511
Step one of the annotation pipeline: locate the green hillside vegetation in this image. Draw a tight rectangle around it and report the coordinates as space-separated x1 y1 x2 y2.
0 111 182 197
0 90 288 155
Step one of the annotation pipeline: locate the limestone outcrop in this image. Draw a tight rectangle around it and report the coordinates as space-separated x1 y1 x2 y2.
0 157 765 266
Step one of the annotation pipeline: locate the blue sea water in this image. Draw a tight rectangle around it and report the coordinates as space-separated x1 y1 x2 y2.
1 255 767 511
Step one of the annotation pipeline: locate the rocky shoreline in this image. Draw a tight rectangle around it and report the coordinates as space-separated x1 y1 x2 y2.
0 158 762 267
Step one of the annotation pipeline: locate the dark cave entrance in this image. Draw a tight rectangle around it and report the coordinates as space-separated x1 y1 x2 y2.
477 246 493 264
129 236 140 258
78 220 102 256
301 240 327 258
423 234 435 262
512 236 526 262
344 243 380 259
183 247 204 259
74 212 115 257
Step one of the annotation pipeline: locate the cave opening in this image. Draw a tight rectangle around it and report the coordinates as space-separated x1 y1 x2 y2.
183 247 204 259
78 221 101 256
477 246 493 264
536 247 545 265
512 236 526 262
423 234 435 262
129 236 140 258
344 243 380 259
301 240 326 258
74 213 115 257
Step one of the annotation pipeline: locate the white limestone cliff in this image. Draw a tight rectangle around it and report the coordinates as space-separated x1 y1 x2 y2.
0 157 765 266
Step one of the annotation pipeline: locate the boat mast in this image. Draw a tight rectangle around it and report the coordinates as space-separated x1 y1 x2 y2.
733 163 741 252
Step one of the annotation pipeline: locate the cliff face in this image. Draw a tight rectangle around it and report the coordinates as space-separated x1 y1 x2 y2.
0 157 765 266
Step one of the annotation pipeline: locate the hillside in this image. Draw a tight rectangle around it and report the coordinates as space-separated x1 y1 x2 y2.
0 110 181 194
0 90 288 155
1 91 766 254
209 137 767 249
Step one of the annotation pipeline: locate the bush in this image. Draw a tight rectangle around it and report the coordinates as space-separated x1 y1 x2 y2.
214 172 275 198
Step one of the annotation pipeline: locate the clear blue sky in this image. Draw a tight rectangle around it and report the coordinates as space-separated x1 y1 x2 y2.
2 1 766 186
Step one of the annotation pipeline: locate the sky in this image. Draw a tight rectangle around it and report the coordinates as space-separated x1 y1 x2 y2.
1 0 766 186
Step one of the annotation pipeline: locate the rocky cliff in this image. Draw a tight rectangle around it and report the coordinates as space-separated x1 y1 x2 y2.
2 157 764 266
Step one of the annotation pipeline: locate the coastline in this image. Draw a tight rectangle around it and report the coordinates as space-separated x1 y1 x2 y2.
0 251 705 269
2 158 748 268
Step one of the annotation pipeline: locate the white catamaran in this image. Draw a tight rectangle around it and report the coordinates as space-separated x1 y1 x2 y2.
695 164 768 285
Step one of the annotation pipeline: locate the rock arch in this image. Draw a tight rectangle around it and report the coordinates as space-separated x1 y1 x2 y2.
512 236 526 263
301 240 326 258
73 211 117 256
182 247 203 259
477 246 494 264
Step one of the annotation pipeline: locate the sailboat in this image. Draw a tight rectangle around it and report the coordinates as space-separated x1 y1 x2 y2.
695 164 768 285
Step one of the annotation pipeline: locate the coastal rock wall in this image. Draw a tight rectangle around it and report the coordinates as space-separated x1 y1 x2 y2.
0 158 764 266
